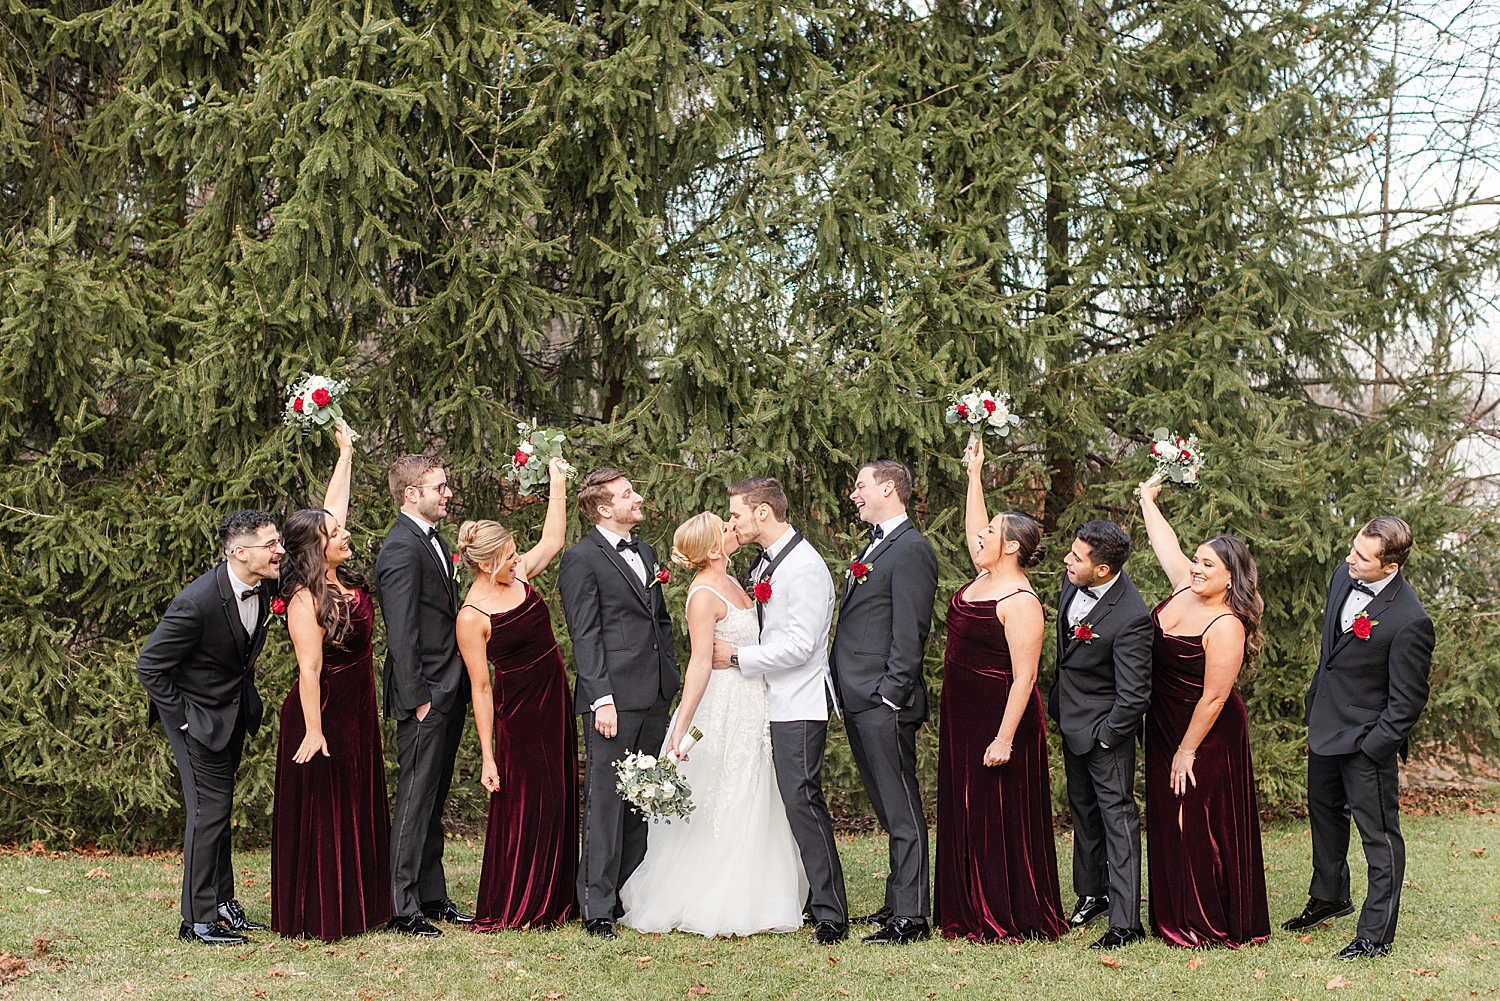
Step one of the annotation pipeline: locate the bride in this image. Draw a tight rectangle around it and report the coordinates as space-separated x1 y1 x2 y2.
618 512 808 936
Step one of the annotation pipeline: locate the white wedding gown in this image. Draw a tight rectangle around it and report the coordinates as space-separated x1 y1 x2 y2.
619 587 809 937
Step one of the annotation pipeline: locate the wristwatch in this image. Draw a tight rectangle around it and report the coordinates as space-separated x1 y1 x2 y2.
729 651 739 668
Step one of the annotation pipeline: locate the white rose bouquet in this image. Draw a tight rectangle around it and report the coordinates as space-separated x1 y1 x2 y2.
614 727 702 823
284 374 360 441
505 422 577 496
945 389 1020 449
1144 427 1205 487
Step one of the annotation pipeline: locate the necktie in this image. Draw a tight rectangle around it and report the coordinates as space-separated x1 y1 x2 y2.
616 538 640 554
1350 579 1376 597
239 587 260 602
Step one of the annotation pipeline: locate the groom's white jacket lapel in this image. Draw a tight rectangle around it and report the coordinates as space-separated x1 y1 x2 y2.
735 524 839 722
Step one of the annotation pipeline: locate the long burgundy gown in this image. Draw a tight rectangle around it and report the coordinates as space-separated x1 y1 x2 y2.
471 583 579 931
934 584 1068 943
1146 595 1270 948
271 588 392 941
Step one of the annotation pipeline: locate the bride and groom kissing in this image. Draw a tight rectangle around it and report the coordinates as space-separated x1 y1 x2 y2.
560 464 938 944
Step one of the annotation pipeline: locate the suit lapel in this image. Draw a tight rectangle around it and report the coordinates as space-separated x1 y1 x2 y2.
1321 570 1354 664
400 513 457 611
593 528 650 608
843 520 914 604
1328 570 1404 661
216 563 249 663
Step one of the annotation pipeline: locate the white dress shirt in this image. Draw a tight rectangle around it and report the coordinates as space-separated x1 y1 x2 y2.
402 511 448 570
225 564 261 637
595 525 648 585
858 512 910 562
1340 568 1397 632
587 526 650 713
1067 570 1123 627
737 524 840 722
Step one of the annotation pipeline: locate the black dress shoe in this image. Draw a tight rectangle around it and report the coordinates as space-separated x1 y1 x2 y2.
218 899 268 931
1068 894 1110 928
815 920 849 944
585 918 617 939
1335 937 1391 960
861 916 931 944
1089 926 1146 950
852 905 894 925
1282 897 1355 932
421 897 475 925
387 914 443 937
179 920 249 946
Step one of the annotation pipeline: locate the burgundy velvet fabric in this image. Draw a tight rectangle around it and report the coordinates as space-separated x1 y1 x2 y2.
472 584 579 931
934 584 1068 943
1145 597 1270 948
271 589 392 941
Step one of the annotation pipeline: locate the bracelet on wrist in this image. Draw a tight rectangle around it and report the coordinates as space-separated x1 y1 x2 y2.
1177 746 1196 758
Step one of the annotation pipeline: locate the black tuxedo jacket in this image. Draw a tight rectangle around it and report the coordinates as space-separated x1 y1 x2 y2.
376 513 466 721
1047 572 1154 756
558 527 679 715
136 563 269 753
1305 566 1434 762
829 520 940 717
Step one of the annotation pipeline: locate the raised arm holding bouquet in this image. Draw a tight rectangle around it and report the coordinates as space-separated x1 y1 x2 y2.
285 375 360 442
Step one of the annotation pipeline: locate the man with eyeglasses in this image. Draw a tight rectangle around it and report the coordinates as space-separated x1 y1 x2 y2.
376 454 473 936
137 509 284 945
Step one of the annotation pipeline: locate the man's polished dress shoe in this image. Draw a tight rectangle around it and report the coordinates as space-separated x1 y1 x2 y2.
1336 937 1392 960
861 916 930 944
1282 896 1355 932
1089 926 1146 950
218 899 267 931
421 897 475 925
1068 895 1110 929
179 920 249 946
814 920 848 944
585 918 618 939
852 905 894 926
388 914 443 937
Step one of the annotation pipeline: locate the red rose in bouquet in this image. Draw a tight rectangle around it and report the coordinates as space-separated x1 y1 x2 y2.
292 397 304 413
514 449 529 466
310 387 332 408
753 580 773 604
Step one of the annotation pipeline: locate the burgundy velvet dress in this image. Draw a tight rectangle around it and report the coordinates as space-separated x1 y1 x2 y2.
934 583 1068 943
1145 595 1270 948
271 589 392 941
471 583 579 931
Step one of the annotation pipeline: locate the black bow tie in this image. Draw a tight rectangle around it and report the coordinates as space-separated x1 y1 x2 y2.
750 546 768 566
869 525 885 542
1080 585 1102 600
426 526 440 540
616 538 640 554
1350 579 1376 597
239 587 260 602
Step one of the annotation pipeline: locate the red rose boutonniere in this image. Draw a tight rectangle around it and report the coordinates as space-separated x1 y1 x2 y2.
1350 611 1377 640
650 567 670 588
270 596 287 617
753 580 773 604
1073 622 1095 643
450 552 462 581
848 560 872 584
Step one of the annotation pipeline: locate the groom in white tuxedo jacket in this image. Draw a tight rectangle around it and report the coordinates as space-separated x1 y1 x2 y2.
714 477 849 944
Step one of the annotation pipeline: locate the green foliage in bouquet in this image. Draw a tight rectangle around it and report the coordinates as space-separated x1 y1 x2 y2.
505 424 574 496
615 752 695 823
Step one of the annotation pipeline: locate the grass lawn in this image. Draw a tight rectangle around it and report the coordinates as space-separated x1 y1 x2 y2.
0 811 1496 1001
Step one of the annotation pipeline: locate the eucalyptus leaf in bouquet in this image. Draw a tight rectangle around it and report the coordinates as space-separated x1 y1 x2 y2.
505 423 577 495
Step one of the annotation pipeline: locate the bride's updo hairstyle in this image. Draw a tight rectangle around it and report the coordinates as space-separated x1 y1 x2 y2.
455 519 514 580
997 512 1047 570
671 512 724 571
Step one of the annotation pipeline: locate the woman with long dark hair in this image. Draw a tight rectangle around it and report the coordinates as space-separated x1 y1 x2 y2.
933 439 1067 942
270 423 392 941
1137 480 1270 948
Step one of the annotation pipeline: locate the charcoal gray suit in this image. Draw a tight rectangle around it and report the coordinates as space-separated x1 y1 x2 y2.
1303 565 1434 945
558 527 679 921
829 518 939 919
1047 572 1153 932
377 512 468 918
137 563 269 925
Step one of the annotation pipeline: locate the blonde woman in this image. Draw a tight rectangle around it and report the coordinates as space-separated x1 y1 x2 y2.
618 512 808 937
454 457 576 930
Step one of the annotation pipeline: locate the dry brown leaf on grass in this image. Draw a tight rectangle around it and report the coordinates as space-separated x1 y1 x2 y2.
1472 848 1486 857
698 960 714 967
1099 955 1122 968
828 955 841 965
1253 969 1268 979
268 968 287 978
32 937 50 956
688 985 710 996
1187 956 1202 971
1325 974 1350 989
836 990 851 997
84 866 111 878
1298 934 1313 944
0 953 31 984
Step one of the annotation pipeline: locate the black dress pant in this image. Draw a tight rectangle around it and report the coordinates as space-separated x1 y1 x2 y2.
770 719 848 923
1062 738 1142 932
165 714 247 925
578 703 670 921
390 700 468 918
844 703 929 918
1307 749 1405 945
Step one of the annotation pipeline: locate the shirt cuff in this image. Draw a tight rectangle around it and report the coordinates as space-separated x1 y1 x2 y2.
882 697 900 711
590 695 616 712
